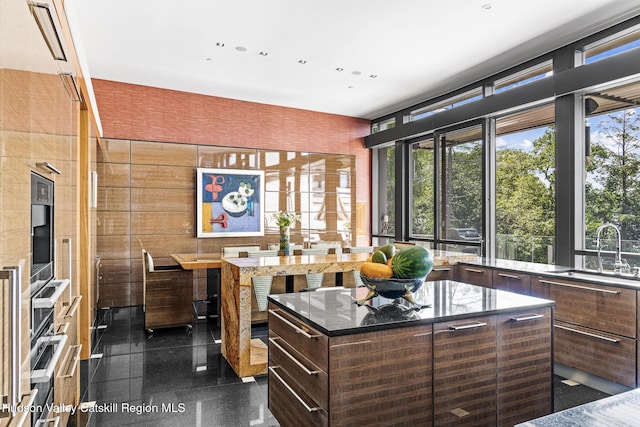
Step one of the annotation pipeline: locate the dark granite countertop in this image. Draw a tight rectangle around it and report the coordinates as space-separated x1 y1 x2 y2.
268 280 554 336
459 258 640 291
516 388 640 426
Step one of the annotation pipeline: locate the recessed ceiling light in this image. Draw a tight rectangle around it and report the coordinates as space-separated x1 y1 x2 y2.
259 51 268 56
235 46 247 52
336 67 344 72
351 70 362 75
369 74 378 78
216 42 225 47
348 86 354 89
482 4 492 9
298 59 307 64
206 57 213 61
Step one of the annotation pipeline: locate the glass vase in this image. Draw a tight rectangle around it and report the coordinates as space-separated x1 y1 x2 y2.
279 226 290 255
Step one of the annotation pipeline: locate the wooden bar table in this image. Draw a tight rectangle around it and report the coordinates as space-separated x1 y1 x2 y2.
221 252 372 377
174 250 479 378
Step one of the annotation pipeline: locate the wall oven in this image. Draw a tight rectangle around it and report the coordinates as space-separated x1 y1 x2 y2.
30 172 54 292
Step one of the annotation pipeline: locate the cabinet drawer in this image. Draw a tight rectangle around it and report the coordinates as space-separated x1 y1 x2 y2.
433 316 497 427
457 265 493 288
492 270 531 295
427 266 454 281
537 277 636 337
54 343 82 426
268 305 328 371
555 321 636 387
269 366 328 427
269 336 328 409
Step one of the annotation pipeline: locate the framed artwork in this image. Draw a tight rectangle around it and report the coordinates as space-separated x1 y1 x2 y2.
196 168 265 237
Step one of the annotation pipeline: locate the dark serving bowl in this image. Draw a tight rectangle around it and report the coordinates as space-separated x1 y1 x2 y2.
358 274 426 302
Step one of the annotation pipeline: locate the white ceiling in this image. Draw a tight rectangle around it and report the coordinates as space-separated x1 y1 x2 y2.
65 0 640 119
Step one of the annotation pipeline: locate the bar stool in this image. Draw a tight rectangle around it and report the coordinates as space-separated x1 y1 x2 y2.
300 247 330 289
344 246 374 287
241 249 279 311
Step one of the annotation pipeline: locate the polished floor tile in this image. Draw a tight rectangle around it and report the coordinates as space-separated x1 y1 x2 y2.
78 306 611 426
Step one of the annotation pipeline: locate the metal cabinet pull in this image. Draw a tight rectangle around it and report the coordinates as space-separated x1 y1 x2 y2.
555 324 620 343
268 309 321 339
449 322 487 331
269 337 321 375
1 265 21 417
65 295 82 318
511 314 544 322
269 366 320 413
60 345 82 379
498 273 521 280
56 322 70 335
464 268 484 274
433 267 452 272
538 280 620 294
63 238 73 301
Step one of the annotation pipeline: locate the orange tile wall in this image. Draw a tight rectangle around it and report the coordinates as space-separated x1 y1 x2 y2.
91 79 371 216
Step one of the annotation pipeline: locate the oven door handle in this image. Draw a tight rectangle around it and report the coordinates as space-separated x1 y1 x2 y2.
32 279 70 309
31 334 68 383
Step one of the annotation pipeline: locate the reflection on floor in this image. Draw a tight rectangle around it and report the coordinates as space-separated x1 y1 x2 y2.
75 306 610 426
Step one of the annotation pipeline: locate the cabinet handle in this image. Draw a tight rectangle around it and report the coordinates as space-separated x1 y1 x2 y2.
432 267 451 272
56 322 70 335
65 295 82 318
498 273 521 280
449 322 487 331
269 337 322 375
268 309 322 339
464 268 484 274
511 314 544 322
34 416 61 427
269 366 320 413
60 345 82 379
554 324 620 343
538 280 620 294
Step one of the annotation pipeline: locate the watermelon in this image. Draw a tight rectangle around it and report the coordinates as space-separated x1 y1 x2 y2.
391 246 434 279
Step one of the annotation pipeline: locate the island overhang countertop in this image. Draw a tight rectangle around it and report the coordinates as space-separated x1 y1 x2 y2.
267 280 555 336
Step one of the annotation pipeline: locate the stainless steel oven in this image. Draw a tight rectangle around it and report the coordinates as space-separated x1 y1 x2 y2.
30 172 54 292
30 330 67 426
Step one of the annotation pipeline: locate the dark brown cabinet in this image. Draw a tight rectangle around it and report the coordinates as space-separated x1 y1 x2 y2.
433 316 497 426
492 269 531 295
268 302 552 427
456 265 493 287
532 275 637 388
427 266 454 281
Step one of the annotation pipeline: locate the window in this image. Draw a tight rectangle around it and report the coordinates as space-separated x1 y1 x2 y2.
438 124 484 254
409 88 483 122
374 145 395 237
583 24 640 64
493 61 553 94
583 79 640 271
411 137 435 239
495 104 556 263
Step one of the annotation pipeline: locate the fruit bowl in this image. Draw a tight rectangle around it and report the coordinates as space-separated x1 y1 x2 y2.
357 274 427 306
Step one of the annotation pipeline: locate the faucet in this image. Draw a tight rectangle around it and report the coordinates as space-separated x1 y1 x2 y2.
595 223 629 274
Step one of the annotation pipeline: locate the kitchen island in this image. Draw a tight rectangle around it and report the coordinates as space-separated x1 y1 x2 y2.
267 281 555 427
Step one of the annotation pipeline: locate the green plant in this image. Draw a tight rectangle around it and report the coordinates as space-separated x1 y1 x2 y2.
273 211 300 226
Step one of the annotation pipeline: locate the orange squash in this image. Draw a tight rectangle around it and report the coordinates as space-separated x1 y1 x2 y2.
360 261 393 278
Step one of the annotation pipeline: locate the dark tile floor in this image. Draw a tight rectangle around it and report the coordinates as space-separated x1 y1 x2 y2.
75 306 610 426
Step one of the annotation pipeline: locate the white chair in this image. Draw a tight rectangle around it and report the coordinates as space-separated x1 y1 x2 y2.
301 247 330 289
222 245 260 257
311 242 342 254
268 243 304 254
244 249 278 311
344 246 374 287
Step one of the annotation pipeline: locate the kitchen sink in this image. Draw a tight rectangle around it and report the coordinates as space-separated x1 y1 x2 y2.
546 269 640 286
